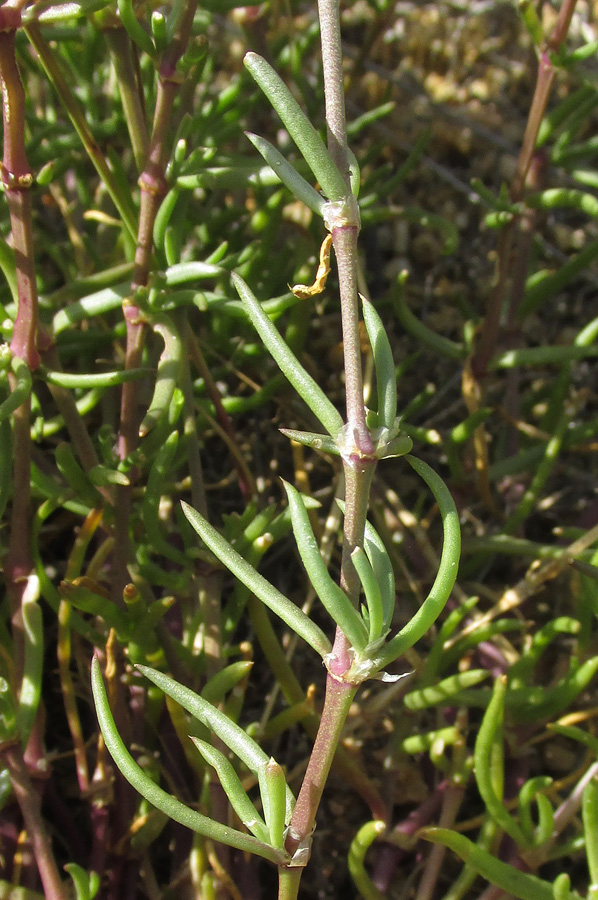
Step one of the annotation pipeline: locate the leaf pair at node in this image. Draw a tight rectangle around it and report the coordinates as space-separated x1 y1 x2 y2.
91 658 295 865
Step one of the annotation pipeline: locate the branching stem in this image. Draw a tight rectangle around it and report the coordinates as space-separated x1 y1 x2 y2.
281 3 378 893
113 0 198 598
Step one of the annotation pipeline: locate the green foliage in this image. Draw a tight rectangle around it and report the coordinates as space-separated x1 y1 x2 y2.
0 2 598 900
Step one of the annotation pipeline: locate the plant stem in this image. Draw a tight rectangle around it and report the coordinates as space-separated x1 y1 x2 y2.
334 225 372 452
248 593 388 819
25 22 139 243
285 675 357 858
113 0 198 599
0 9 39 369
472 2 578 375
103 25 150 173
112 306 146 600
2 743 68 900
317 0 349 182
0 9 39 715
278 867 303 900
281 4 379 888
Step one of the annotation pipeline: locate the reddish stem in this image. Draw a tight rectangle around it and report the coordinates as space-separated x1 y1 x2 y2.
472 2 579 376
113 0 198 599
285 674 357 860
0 11 39 369
2 743 68 900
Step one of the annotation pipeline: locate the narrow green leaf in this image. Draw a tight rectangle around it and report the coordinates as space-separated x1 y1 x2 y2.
492 346 598 369
88 465 130 487
60 582 129 637
245 133 325 216
0 357 32 425
64 863 99 900
55 444 101 509
259 758 287 849
346 147 360 198
527 187 598 219
279 428 339 455
351 547 384 644
137 665 269 772
375 456 461 669
244 52 348 202
232 274 344 438
91 659 285 864
0 233 17 302
283 480 368 651
403 670 489 711
182 502 331 658
15 586 43 745
518 0 544 46
552 874 575 900
52 284 128 335
348 821 387 900
42 367 150 388
582 775 598 886
139 665 297 823
474 677 527 846
189 738 270 843
402 726 460 755
139 315 182 438
419 828 554 900
362 519 395 633
117 0 155 55
361 296 397 430
393 280 466 361
201 661 253 706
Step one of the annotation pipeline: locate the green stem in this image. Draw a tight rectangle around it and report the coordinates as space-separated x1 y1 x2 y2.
103 25 150 173
25 22 138 243
278 867 302 900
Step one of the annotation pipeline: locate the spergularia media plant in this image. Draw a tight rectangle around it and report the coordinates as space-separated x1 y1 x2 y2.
92 2 460 898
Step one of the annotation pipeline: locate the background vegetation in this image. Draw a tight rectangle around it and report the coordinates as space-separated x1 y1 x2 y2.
2 1 598 899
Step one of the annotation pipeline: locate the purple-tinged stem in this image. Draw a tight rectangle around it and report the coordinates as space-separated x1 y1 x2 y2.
546 0 578 52
473 1 579 376
113 0 199 599
509 54 555 203
317 0 348 181
285 675 357 860
0 7 37 684
112 304 145 601
2 742 68 900
334 225 373 453
415 784 465 900
281 4 379 892
553 760 598 836
0 21 60 895
0 9 39 370
317 0 371 452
